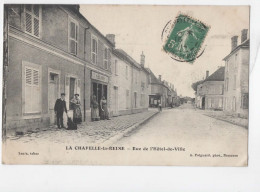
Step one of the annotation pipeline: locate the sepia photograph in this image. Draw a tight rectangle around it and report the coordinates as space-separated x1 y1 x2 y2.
2 4 249 166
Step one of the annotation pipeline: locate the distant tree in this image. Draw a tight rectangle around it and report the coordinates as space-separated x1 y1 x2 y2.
191 80 204 92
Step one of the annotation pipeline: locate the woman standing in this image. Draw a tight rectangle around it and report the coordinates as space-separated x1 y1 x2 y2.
100 96 110 120
91 95 99 121
70 93 82 124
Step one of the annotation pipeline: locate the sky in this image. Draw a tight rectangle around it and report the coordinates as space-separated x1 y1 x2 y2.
80 5 249 97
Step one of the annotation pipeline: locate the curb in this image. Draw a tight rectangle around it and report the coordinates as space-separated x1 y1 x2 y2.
101 111 159 146
203 114 248 128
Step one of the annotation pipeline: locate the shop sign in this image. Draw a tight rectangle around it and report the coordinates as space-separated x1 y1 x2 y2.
91 71 108 83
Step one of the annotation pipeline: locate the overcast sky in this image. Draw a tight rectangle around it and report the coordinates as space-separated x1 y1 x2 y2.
80 5 249 97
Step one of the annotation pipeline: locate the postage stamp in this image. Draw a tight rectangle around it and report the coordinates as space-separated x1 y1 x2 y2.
163 14 210 63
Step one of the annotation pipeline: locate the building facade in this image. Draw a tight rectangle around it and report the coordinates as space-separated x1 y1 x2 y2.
5 5 114 133
196 67 225 110
223 29 249 118
110 48 150 116
149 73 175 108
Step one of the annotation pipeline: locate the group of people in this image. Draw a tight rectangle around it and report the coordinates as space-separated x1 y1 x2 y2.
54 93 110 128
91 95 110 121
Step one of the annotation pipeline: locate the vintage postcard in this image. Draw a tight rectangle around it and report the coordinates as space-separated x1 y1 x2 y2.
2 5 249 166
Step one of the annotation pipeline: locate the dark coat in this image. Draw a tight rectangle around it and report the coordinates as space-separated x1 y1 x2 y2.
54 98 67 114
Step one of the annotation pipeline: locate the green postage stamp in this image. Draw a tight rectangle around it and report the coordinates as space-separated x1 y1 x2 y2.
163 14 210 63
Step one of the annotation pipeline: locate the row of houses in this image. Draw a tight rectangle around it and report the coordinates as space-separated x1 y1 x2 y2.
3 4 177 133
149 72 177 108
195 29 249 118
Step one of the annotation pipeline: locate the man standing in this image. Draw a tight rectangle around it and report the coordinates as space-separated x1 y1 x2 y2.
54 93 68 128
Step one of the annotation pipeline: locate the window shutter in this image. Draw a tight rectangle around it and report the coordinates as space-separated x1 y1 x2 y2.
25 67 33 113
33 5 39 17
70 22 76 38
25 12 32 33
34 18 39 37
70 40 76 54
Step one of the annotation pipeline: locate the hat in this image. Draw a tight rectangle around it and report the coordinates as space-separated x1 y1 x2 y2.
75 93 79 96
61 93 65 96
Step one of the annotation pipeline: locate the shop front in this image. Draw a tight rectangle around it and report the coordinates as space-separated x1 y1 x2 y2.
91 71 109 117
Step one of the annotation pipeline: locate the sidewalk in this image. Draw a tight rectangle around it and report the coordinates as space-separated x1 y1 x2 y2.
7 110 158 144
203 110 248 128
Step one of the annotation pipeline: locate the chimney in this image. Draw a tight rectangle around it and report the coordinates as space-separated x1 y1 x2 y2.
158 75 162 81
106 34 115 46
140 51 145 67
231 36 238 51
241 29 248 43
206 70 209 79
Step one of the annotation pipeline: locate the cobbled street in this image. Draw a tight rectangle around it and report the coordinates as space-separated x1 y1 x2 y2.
6 110 157 145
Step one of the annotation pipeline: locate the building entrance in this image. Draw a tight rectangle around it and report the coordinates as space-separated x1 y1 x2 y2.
92 82 107 116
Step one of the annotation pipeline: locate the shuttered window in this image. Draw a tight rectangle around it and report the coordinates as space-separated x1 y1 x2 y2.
25 67 41 113
25 5 41 38
104 47 108 69
68 18 78 55
91 36 98 64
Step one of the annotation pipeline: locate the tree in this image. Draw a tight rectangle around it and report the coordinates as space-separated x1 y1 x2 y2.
191 80 204 92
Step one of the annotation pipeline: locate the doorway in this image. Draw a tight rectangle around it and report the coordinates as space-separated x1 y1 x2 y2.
113 86 118 116
92 82 108 116
49 72 59 124
202 97 205 109
69 77 76 109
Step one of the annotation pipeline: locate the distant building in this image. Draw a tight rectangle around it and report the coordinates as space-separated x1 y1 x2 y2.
223 29 249 118
196 67 225 110
149 73 176 108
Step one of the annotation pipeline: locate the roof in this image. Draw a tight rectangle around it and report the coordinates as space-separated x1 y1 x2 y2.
223 39 249 61
204 67 225 82
113 49 141 69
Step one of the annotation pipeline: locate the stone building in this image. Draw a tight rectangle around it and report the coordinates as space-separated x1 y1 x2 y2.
4 5 114 133
110 47 150 116
149 73 174 108
196 67 225 110
223 29 249 118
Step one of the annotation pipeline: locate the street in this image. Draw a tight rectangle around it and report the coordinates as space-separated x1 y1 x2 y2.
116 103 248 165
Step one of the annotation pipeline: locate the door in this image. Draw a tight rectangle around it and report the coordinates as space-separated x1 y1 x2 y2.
202 97 205 109
134 92 137 108
69 77 75 109
114 86 118 116
49 73 59 124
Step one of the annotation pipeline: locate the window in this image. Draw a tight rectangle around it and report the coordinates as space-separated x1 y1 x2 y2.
114 60 118 75
219 98 223 108
225 78 229 91
125 65 128 79
226 61 229 72
104 47 108 69
140 94 145 107
134 92 137 108
208 98 212 108
126 89 130 109
25 5 41 38
232 97 236 111
91 36 98 64
235 54 238 69
68 17 78 55
233 75 236 90
241 93 249 109
24 66 41 113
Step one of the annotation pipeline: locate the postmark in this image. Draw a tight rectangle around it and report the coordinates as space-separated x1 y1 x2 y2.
163 14 210 63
